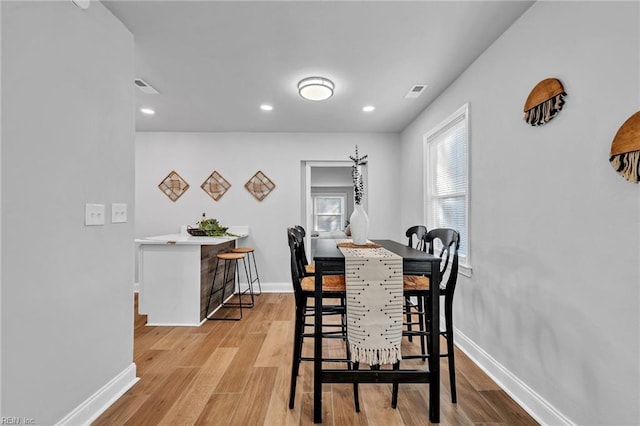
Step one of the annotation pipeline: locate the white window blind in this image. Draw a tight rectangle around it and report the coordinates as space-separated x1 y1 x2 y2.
424 104 470 271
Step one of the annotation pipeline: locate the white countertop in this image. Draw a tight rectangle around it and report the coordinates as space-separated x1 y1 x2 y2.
136 225 248 245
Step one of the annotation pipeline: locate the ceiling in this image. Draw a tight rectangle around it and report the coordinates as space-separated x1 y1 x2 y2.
102 0 534 133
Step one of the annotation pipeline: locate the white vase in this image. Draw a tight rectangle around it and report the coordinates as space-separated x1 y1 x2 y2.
350 204 369 245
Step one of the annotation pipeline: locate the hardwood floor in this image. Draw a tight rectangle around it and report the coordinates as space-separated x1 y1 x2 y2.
94 293 539 425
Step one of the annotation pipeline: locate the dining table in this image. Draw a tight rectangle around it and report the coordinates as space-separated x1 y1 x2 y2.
312 238 442 423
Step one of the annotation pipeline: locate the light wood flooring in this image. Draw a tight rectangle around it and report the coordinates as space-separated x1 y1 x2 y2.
93 293 539 425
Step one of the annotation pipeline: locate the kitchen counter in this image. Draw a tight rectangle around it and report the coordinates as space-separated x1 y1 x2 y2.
136 226 249 326
135 225 249 245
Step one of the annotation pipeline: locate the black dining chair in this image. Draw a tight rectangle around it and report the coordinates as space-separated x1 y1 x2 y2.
403 225 429 349
291 225 348 333
286 228 359 411
406 225 428 251
293 225 315 276
398 228 461 403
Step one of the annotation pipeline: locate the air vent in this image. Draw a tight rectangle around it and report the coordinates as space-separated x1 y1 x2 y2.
405 84 427 99
72 0 90 10
134 78 160 95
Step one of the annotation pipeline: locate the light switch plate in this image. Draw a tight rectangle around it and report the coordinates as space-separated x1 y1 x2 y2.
85 203 105 226
112 203 127 223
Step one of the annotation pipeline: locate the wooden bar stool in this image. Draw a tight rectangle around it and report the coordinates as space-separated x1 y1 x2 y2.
205 251 253 321
231 246 262 296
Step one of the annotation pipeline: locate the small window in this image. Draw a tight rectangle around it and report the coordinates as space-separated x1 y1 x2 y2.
424 103 471 274
313 194 346 232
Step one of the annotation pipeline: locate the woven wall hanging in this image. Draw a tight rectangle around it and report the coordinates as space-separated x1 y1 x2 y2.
245 170 275 201
609 111 640 183
523 78 567 126
201 170 231 201
158 170 190 201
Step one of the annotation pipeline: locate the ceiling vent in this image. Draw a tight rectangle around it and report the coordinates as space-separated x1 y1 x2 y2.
134 78 160 95
405 84 427 99
72 0 90 10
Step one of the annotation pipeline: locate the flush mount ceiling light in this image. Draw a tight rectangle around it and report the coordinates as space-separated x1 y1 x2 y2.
297 77 334 101
140 107 155 115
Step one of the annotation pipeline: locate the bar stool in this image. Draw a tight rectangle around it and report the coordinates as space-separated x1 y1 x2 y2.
231 246 262 295
205 251 253 321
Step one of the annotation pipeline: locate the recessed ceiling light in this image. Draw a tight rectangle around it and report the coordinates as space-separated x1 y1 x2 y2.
362 105 375 112
298 77 334 101
140 108 155 115
260 104 273 111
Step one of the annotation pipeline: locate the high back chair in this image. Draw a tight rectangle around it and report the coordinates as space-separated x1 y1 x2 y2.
293 225 314 276
286 228 359 411
403 225 429 349
399 228 460 403
406 225 428 251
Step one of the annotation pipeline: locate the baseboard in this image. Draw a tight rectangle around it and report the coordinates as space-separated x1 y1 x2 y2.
453 327 574 425
256 281 292 293
135 281 288 294
55 363 139 426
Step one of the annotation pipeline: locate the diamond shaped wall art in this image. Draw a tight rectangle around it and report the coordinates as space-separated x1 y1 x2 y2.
245 170 275 201
158 170 190 202
201 171 231 201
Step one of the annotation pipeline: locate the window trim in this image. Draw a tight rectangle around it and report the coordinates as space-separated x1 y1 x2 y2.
423 103 472 277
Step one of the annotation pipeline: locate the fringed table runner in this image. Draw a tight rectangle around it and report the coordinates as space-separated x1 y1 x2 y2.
338 242 404 365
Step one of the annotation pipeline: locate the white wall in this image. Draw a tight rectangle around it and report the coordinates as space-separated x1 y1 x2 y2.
400 2 639 424
1 2 136 424
0 0 3 416
135 132 400 287
311 166 353 187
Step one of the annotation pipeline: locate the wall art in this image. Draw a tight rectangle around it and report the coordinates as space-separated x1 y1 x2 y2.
245 170 275 201
158 170 190 201
523 78 567 126
201 171 231 201
609 111 640 183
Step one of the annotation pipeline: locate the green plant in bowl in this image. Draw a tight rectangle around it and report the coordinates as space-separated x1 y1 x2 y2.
198 218 228 236
197 214 237 237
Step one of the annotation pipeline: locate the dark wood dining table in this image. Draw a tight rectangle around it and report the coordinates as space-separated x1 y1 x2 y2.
312 238 442 423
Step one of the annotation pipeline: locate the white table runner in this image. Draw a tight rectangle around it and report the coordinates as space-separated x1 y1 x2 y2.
339 243 403 365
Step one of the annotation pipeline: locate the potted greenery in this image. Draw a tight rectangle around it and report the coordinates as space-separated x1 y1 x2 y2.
188 213 235 237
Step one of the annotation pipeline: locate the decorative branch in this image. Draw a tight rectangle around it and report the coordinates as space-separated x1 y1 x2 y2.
349 145 368 205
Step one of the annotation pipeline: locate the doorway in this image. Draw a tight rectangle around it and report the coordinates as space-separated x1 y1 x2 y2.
302 161 368 258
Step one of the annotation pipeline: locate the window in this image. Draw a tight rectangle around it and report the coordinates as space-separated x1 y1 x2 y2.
313 194 346 232
424 103 471 274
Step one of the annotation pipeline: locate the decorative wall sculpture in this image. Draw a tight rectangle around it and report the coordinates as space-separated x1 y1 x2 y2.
245 170 275 201
158 170 190 201
609 111 640 183
523 78 567 126
201 171 231 201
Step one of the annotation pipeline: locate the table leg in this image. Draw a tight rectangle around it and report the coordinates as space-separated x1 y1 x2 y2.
313 261 323 423
429 265 441 423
